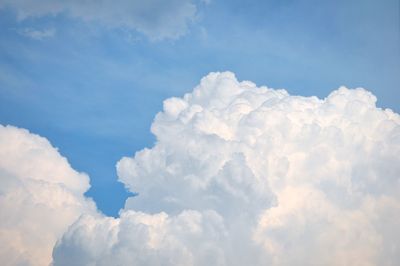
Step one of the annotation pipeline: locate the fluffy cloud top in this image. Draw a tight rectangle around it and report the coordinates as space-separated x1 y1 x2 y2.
53 72 400 265
0 125 96 266
0 0 197 40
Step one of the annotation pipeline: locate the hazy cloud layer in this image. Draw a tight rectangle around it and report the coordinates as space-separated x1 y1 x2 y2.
53 72 400 265
0 0 198 40
0 125 96 266
18 27 56 40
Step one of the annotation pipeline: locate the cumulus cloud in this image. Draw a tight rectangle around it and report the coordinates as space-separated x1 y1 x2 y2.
0 125 96 266
0 0 198 40
53 210 227 266
53 72 400 265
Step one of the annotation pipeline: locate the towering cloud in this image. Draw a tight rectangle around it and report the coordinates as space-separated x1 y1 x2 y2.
0 125 96 266
53 72 400 265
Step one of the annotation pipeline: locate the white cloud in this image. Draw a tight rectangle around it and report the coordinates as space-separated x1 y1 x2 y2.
53 210 227 266
0 0 198 40
0 125 97 266
18 27 56 40
53 72 400 265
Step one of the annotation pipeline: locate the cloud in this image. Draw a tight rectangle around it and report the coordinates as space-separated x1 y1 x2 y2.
0 0 198 40
0 125 97 266
18 27 56 40
53 210 227 266
53 72 400 265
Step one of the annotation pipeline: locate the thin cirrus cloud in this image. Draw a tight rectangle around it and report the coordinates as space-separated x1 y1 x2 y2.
51 72 400 265
0 0 198 40
0 125 97 266
17 27 56 40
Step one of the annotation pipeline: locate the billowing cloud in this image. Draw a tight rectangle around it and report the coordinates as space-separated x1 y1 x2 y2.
0 125 97 266
53 72 400 265
53 210 227 266
0 0 198 40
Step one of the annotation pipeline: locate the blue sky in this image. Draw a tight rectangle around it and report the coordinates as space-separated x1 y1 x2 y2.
0 0 399 217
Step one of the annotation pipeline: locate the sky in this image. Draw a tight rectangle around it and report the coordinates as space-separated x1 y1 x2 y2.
0 1 399 265
1 0 399 217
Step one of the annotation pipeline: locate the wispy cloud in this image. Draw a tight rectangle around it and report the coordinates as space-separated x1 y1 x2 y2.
18 27 56 40
0 0 199 40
